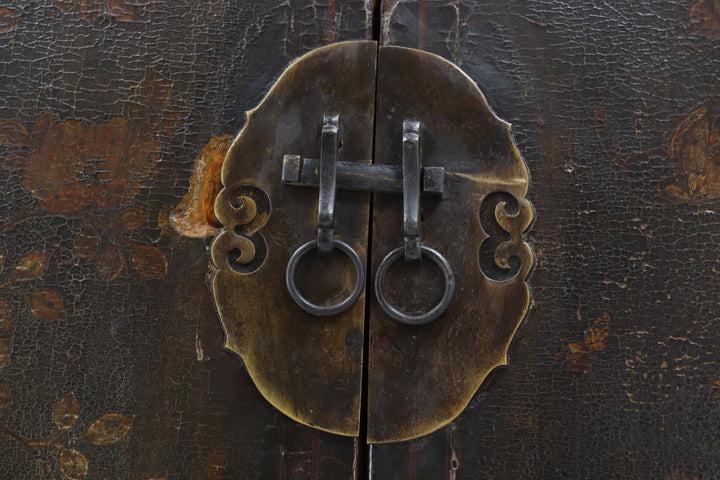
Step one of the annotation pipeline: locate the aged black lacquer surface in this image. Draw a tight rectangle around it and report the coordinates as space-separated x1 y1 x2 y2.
0 1 371 478
370 1 720 479
2 0 720 478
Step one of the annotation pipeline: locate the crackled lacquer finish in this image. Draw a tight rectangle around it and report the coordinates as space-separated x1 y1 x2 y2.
367 46 533 443
369 0 720 478
0 1 371 478
5 0 720 477
212 41 377 437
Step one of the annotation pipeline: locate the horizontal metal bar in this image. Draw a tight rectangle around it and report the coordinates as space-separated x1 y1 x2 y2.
282 155 444 196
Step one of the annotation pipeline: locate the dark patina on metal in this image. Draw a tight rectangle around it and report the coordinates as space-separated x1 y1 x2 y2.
367 45 534 443
211 41 534 443
212 41 377 437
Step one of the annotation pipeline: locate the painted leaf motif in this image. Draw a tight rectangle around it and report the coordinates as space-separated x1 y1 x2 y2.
143 70 171 112
54 393 80 430
73 227 100 265
0 384 10 408
0 121 31 147
80 0 102 22
54 0 78 12
0 7 19 33
11 252 50 282
690 0 720 37
105 0 140 21
32 111 53 145
125 102 151 125
80 413 132 445
0 336 10 368
59 450 88 480
154 113 187 134
0 300 11 333
114 207 148 230
25 291 66 320
3 151 30 169
98 246 124 282
130 243 167 278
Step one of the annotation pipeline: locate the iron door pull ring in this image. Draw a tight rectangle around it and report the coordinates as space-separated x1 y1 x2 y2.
284 117 454 323
374 121 455 325
285 115 366 316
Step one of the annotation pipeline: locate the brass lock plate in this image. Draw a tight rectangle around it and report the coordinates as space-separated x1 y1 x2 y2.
211 41 534 443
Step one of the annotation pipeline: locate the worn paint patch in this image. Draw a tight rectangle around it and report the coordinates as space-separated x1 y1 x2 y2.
0 69 177 283
0 7 19 32
206 446 226 480
663 101 720 201
55 0 142 22
709 376 720 399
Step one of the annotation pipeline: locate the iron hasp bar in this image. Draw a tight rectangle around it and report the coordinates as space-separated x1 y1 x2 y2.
282 155 445 195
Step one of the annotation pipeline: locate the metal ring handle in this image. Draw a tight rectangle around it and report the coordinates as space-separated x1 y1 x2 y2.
286 239 365 317
375 245 455 325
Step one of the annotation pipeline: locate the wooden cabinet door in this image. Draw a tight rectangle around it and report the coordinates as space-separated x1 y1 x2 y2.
1 1 719 479
0 2 369 478
371 1 720 478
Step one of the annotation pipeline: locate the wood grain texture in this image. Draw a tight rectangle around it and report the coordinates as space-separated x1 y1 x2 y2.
0 1 371 478
371 0 720 478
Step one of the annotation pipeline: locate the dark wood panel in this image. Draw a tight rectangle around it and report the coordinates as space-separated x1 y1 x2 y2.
371 0 720 478
0 1 371 478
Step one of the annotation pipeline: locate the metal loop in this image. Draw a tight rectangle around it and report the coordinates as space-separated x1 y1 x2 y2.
317 114 339 254
375 245 455 325
286 239 365 317
402 120 422 260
